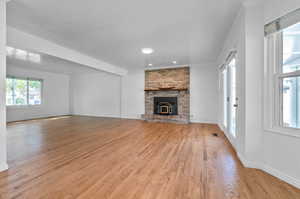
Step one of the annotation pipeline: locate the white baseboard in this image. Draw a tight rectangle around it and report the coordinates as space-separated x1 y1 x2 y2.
121 115 142 120
72 113 121 119
237 153 262 169
218 123 225 131
236 153 300 189
0 163 8 172
261 164 300 189
190 119 217 124
7 113 71 123
74 114 218 123
73 114 145 121
219 123 300 190
218 123 237 152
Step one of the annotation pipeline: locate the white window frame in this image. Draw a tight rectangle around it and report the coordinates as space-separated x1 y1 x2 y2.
264 31 300 138
6 76 43 107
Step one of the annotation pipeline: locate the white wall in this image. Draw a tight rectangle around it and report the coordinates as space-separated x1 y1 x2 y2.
121 65 218 123
0 0 8 171
71 71 121 118
121 68 144 119
218 0 300 189
190 63 218 123
243 2 264 165
6 65 70 122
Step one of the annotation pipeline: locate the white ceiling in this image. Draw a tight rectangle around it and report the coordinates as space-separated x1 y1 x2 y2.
7 0 242 69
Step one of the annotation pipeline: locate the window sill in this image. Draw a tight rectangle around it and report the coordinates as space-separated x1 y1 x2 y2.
6 105 43 110
265 126 300 138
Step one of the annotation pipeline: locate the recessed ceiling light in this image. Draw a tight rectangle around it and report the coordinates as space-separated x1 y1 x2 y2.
172 61 177 64
148 63 153 66
142 48 154 55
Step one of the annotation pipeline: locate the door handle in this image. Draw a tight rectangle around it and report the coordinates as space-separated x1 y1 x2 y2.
233 104 238 108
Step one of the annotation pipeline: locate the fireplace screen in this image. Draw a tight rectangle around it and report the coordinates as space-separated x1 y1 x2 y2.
154 97 178 115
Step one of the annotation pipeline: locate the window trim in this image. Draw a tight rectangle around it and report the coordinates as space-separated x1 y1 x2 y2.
6 76 44 107
264 30 300 138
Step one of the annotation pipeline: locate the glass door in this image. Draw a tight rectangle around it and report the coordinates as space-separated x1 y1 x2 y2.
228 57 237 137
222 56 237 138
222 68 228 128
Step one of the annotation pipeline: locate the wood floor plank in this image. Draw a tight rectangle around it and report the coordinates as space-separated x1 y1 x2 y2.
0 116 298 198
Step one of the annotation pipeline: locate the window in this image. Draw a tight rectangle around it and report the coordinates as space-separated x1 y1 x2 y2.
6 77 42 106
265 15 300 133
265 10 300 136
282 76 300 128
280 23 300 128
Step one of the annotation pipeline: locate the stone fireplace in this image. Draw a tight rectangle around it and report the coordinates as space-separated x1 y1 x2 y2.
143 67 190 123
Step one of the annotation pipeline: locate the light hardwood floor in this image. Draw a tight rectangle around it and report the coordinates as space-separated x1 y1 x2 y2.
0 116 299 198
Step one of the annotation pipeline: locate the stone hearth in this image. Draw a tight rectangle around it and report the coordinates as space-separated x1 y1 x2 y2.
142 67 190 124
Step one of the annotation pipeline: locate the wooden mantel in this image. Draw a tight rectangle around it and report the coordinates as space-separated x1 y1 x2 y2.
144 67 190 91
144 88 188 92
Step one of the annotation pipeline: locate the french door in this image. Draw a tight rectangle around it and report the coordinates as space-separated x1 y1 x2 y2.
222 56 237 138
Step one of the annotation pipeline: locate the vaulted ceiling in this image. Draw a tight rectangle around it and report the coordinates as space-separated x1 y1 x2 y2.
7 0 242 69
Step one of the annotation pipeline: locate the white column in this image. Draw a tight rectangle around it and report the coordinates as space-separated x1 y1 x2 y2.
0 0 8 171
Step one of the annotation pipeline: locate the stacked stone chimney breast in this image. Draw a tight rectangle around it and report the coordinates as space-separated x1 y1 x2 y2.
143 67 190 123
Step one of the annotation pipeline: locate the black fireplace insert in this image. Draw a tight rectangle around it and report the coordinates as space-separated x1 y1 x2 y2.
154 97 178 115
